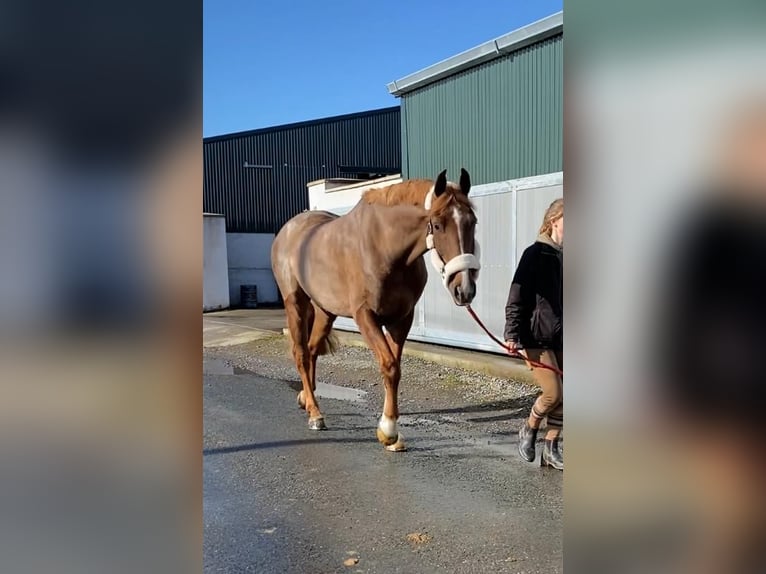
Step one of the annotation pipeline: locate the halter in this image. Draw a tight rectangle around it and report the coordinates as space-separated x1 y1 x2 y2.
424 188 481 289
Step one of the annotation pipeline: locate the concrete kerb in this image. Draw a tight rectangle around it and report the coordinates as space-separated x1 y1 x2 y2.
204 310 536 382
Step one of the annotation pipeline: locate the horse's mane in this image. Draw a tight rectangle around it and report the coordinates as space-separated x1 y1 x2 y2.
361 179 433 208
361 178 474 216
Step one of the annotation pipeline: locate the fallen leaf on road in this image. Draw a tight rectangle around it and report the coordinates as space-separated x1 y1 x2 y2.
343 557 359 566
406 532 433 545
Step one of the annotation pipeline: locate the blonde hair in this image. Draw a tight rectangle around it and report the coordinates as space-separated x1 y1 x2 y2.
539 198 563 236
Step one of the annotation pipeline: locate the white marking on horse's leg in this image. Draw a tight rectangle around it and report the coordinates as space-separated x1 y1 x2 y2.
297 390 306 409
378 414 398 439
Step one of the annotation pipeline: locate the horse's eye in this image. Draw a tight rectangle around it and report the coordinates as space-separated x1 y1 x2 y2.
433 222 442 232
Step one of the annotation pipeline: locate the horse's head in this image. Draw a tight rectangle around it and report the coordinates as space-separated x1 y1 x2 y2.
425 168 481 306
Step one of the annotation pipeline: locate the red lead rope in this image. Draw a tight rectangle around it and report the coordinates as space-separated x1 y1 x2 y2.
465 305 564 377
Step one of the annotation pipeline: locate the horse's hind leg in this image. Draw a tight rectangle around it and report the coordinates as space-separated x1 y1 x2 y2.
307 305 337 390
284 291 325 430
294 302 314 409
296 304 336 410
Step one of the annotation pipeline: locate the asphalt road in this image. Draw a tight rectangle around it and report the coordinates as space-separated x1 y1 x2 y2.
203 356 562 574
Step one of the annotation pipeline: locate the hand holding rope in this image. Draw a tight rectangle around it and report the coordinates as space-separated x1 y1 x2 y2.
465 305 564 377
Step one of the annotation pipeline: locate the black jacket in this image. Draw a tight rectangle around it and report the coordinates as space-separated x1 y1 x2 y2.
504 235 563 350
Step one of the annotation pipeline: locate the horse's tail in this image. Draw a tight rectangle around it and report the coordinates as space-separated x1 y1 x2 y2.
316 331 339 356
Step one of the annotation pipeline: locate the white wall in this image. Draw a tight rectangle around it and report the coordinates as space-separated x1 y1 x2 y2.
226 233 280 305
203 214 230 311
307 175 402 214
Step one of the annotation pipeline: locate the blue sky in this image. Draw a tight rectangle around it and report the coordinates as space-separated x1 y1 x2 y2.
203 0 562 138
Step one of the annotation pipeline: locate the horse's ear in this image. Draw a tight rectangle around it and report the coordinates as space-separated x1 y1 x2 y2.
434 169 448 197
459 168 471 196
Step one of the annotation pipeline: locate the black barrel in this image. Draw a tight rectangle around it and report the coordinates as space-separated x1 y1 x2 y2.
240 285 258 308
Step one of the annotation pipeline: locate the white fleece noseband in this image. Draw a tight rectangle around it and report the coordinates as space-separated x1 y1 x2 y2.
424 189 481 288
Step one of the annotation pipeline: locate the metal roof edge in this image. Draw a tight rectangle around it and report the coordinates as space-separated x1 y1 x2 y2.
387 11 563 97
308 174 403 193
204 105 400 143
306 174 402 188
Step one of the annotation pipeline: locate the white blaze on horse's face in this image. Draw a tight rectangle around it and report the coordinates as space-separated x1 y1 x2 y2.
443 205 478 306
453 205 477 300
426 168 481 307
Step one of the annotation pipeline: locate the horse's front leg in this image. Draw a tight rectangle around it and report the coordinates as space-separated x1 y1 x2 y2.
354 308 406 451
381 311 414 450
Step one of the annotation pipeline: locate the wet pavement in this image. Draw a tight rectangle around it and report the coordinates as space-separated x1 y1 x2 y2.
203 353 563 574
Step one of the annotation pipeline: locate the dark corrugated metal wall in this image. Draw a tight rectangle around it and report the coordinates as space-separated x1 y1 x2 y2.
204 107 401 233
400 34 563 185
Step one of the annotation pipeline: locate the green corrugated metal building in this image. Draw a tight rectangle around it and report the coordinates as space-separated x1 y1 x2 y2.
387 12 563 185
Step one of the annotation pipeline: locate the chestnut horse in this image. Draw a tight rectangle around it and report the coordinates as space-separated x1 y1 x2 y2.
271 169 480 451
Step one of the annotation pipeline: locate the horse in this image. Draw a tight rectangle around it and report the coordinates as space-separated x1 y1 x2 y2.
270 169 480 451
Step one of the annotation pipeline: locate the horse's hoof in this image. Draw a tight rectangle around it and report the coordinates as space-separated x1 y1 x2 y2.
376 428 398 446
384 435 407 452
297 391 306 410
308 417 326 431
